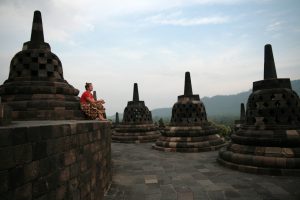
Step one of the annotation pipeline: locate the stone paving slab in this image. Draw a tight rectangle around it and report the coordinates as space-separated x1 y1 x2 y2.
104 143 300 200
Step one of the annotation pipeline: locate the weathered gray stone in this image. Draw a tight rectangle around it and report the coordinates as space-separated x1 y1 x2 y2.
153 72 225 152
0 11 84 120
104 143 300 200
218 44 300 176
113 83 160 143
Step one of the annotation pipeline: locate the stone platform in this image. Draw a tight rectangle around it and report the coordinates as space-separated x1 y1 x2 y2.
104 143 300 200
218 44 300 176
113 124 160 143
218 127 300 176
153 126 226 152
153 72 225 152
112 83 160 143
0 120 112 200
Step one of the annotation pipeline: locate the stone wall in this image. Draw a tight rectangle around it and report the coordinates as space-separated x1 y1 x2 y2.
0 120 112 200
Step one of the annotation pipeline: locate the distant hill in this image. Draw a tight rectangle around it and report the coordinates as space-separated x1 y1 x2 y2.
110 79 300 121
201 90 250 116
292 79 300 96
151 79 300 119
151 108 172 119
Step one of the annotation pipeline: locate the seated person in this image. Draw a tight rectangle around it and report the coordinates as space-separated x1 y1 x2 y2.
80 82 106 120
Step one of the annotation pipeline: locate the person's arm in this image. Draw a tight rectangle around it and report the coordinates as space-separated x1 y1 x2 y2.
96 99 105 104
83 92 105 104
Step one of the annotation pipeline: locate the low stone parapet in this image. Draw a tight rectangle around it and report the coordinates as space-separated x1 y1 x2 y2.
0 120 112 200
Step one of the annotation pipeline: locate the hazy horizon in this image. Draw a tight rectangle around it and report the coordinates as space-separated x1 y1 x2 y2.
0 0 300 115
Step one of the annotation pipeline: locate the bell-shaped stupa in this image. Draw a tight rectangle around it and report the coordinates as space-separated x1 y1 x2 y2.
233 103 246 131
218 44 300 175
0 11 84 120
153 72 225 152
115 112 120 124
112 83 160 143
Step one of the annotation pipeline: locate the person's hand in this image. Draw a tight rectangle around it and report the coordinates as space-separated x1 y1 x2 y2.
99 99 105 104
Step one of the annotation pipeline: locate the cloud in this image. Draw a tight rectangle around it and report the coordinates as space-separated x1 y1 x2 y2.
266 21 283 32
145 12 229 26
0 0 260 44
1 0 299 116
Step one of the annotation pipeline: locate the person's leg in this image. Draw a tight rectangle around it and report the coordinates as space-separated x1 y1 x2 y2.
95 103 106 120
98 112 105 120
89 104 99 120
81 103 94 119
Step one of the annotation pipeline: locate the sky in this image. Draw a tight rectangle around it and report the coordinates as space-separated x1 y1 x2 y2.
0 0 300 116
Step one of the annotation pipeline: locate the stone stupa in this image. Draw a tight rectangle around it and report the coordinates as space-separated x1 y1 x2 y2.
218 44 300 175
0 11 84 120
153 72 226 152
112 83 160 143
233 103 246 131
115 112 120 124
111 112 120 129
0 11 112 199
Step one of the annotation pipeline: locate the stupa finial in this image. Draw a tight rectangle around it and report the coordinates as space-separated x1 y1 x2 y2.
264 44 277 79
30 10 44 43
23 10 50 50
133 83 139 102
240 103 245 121
184 71 193 96
115 112 119 124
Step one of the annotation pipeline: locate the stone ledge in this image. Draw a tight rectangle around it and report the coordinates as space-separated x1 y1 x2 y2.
218 149 300 176
217 156 300 176
112 131 160 143
0 120 112 200
152 143 226 153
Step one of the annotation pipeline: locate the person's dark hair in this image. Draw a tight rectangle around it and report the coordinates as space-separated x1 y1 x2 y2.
85 82 92 90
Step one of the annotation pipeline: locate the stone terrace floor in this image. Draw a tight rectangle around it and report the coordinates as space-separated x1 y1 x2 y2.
104 143 300 200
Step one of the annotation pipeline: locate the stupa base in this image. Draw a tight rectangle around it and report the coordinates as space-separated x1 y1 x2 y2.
152 142 226 152
112 124 160 143
218 145 300 176
152 126 226 152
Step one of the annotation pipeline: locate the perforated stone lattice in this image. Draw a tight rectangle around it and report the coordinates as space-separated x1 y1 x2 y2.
9 50 63 80
171 101 207 124
246 89 300 125
112 83 159 143
218 44 300 176
0 11 84 120
122 103 152 124
153 72 225 152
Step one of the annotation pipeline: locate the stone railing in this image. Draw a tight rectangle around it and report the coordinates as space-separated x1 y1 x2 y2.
0 120 111 200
